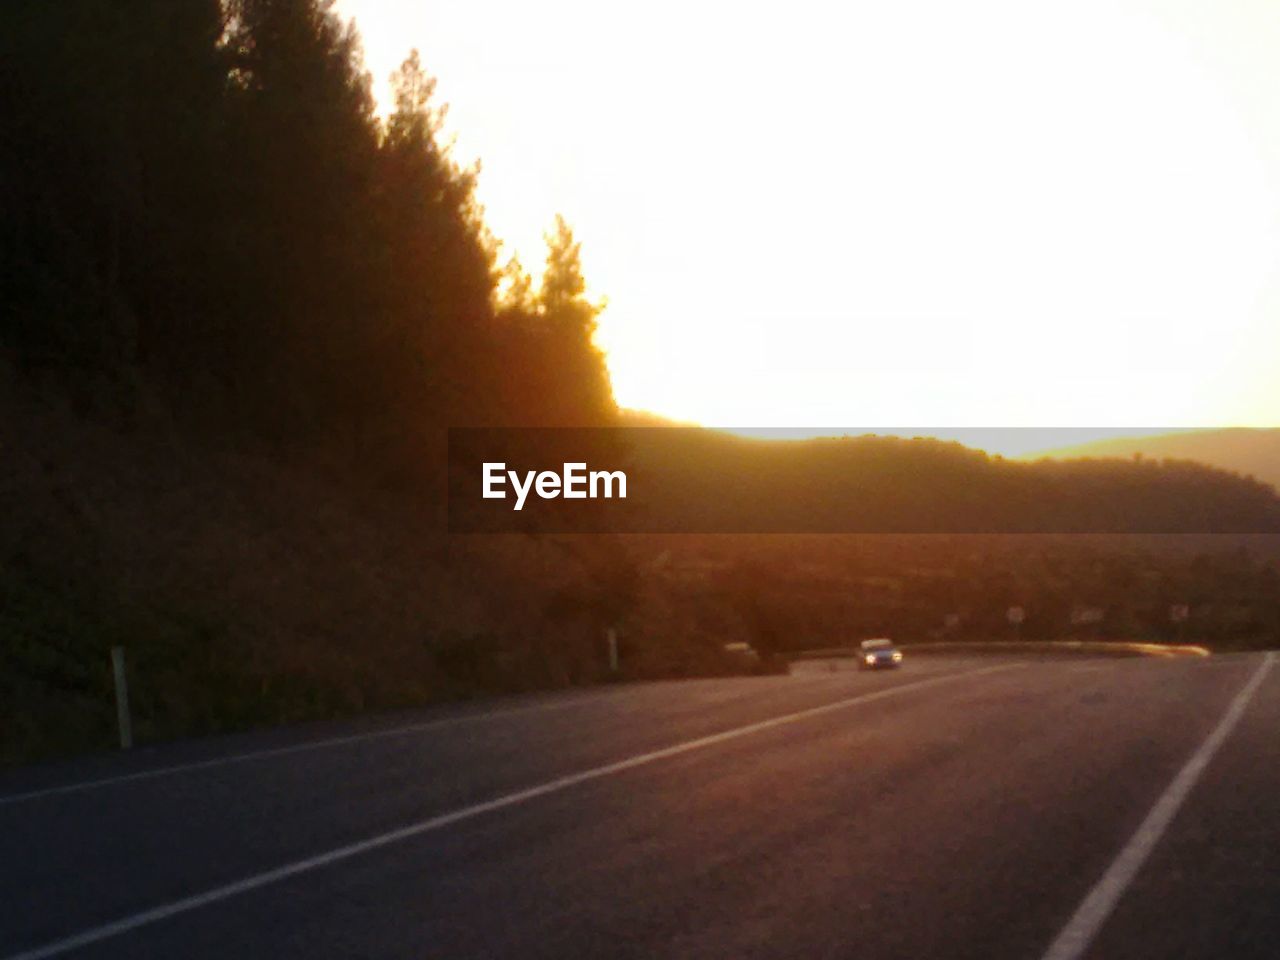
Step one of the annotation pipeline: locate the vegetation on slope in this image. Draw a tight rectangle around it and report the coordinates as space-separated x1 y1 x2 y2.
2 1 1277 766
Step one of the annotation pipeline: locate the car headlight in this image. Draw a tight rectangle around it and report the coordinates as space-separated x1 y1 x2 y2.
892 652 903 661
865 655 876 664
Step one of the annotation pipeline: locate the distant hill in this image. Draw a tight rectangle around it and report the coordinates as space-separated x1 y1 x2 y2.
451 427 1280 534
1024 429 1280 491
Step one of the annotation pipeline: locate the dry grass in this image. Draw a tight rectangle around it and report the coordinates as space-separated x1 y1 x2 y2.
1 368 650 765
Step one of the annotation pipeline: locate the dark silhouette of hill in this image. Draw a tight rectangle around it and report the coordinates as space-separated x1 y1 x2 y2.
1025 430 1280 490
452 428 1280 534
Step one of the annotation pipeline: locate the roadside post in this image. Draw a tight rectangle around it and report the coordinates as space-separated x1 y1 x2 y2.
111 645 133 750
1007 606 1025 641
607 627 619 674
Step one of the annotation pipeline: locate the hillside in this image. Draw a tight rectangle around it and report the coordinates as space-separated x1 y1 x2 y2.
1024 429 1280 490
4 2 1278 770
9 387 1280 765
452 428 1280 534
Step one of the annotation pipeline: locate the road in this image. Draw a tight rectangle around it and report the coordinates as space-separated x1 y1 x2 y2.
1 652 1277 960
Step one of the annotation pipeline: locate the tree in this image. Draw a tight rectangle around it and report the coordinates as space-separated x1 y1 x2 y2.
535 215 615 425
215 0 384 435
375 49 498 430
498 255 537 316
0 0 617 444
0 0 227 396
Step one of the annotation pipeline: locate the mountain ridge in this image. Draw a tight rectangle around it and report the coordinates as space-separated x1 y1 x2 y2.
1022 428 1280 490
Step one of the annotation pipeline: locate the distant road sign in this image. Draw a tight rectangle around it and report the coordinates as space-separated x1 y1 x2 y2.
1007 606 1026 625
1170 604 1190 623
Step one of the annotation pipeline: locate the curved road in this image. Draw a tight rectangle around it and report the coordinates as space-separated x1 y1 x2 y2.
1 652 1276 959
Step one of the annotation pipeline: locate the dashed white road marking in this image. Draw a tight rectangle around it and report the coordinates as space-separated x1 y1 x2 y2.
0 660 965 806
2 664 1014 960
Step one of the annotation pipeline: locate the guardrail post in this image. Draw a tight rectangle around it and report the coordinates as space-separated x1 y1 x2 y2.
111 645 133 750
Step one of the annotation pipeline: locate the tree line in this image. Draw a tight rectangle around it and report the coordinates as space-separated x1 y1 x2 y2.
686 535 1280 657
449 429 1280 533
1 0 615 479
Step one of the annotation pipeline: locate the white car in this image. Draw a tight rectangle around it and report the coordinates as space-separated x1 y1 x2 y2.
858 638 903 670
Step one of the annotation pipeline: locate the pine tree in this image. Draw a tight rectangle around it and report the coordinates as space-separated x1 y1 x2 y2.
536 216 615 425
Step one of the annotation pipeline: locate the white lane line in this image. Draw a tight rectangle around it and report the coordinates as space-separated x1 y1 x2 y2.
0 694 608 807
3 664 1014 960
1040 651 1275 960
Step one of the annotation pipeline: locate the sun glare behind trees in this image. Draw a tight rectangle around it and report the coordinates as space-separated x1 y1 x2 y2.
340 0 1280 435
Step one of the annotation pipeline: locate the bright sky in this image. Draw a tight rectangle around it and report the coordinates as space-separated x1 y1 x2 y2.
338 0 1280 452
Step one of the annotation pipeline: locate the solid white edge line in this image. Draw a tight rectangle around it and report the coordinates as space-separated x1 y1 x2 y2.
1040 651 1276 960
3 663 1014 960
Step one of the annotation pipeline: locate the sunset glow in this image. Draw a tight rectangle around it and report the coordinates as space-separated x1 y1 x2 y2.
339 0 1280 441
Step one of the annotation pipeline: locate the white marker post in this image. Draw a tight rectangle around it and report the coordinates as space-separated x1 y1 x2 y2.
1007 606 1026 641
607 628 619 674
111 645 133 750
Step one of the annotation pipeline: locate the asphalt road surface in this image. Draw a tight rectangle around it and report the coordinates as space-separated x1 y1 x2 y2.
1 652 1277 960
